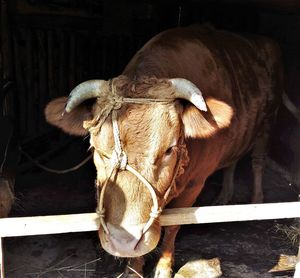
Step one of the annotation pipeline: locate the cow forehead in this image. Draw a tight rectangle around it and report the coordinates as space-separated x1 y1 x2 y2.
93 103 181 157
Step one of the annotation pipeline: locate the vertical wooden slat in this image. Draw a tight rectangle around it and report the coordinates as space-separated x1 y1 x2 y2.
101 36 107 78
1 0 12 80
58 30 66 95
0 1 3 116
0 237 4 278
76 34 83 82
109 36 115 76
295 248 300 277
294 195 300 278
32 30 39 133
37 30 47 131
12 32 26 136
1 0 13 119
88 33 96 78
52 31 59 98
47 30 55 99
117 36 123 72
25 28 33 135
94 36 101 78
69 32 76 89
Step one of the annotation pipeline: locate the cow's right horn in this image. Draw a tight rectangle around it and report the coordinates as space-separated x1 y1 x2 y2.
65 80 108 113
170 78 207 111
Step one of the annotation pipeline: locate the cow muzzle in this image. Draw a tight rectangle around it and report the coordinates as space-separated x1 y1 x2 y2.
99 222 161 257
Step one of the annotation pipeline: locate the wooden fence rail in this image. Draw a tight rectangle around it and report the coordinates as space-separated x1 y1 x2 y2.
0 201 299 277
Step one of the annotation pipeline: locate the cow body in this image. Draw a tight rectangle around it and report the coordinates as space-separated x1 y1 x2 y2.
125 26 281 170
45 25 283 277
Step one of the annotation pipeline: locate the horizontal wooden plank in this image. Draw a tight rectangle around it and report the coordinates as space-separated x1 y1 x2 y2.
161 201 300 226
0 202 299 238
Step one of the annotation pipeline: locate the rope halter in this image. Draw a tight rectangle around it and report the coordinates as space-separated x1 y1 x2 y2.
62 77 206 239
92 89 186 236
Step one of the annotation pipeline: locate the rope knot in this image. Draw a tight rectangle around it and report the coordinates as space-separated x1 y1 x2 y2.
119 151 128 170
110 150 128 170
111 95 123 110
149 207 162 219
96 207 105 218
109 85 123 110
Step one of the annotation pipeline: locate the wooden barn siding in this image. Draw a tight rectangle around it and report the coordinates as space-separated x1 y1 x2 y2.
2 1 300 167
259 12 300 104
0 0 14 118
8 17 143 138
257 12 300 169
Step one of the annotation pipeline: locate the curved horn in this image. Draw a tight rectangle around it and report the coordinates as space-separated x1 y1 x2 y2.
170 78 207 111
65 80 108 113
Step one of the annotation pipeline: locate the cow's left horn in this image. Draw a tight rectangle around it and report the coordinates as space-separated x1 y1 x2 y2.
170 78 207 111
65 80 108 113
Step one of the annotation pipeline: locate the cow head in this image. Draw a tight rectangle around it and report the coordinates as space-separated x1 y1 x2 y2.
45 76 232 257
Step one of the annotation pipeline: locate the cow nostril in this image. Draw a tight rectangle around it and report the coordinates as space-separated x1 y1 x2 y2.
108 233 141 253
133 234 145 250
99 221 161 257
106 222 145 252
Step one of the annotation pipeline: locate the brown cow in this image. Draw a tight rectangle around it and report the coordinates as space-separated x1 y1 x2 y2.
45 25 283 277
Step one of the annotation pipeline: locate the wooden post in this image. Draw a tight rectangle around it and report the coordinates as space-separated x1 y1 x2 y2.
0 237 4 278
295 245 300 278
294 195 300 278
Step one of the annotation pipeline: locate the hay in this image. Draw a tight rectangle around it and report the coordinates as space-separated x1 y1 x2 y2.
24 257 102 277
0 177 14 218
274 223 300 246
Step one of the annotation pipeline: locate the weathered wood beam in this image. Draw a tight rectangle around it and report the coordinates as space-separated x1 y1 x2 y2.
0 201 299 278
0 202 299 238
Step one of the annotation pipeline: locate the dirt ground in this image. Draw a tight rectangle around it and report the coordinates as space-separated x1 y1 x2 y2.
3 141 299 277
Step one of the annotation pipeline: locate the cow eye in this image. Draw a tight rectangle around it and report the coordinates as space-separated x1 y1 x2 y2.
165 146 174 156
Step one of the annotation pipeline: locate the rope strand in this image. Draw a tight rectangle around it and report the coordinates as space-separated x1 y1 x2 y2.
91 83 186 236
20 148 92 174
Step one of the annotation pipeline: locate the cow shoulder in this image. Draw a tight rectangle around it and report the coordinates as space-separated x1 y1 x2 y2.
45 97 93 136
182 98 233 139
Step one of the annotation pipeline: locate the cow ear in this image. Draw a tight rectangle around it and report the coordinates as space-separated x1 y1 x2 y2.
182 98 233 139
45 97 94 136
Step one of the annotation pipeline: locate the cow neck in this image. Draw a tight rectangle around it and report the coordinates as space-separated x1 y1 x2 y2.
95 109 186 236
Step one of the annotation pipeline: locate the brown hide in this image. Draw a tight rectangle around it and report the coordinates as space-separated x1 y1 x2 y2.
45 25 283 259
124 25 282 176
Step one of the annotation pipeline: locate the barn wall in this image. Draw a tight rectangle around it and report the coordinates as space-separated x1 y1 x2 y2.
2 0 142 138
258 12 300 174
1 0 299 171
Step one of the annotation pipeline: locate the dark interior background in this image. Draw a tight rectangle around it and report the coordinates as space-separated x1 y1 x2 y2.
1 2 299 277
1 0 300 216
